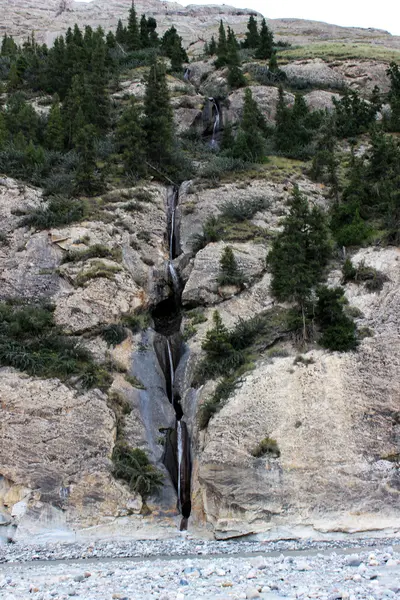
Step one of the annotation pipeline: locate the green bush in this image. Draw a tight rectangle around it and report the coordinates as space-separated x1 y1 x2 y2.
191 215 223 253
198 376 240 430
62 244 122 264
316 286 358 352
220 196 270 222
111 442 163 499
342 259 388 291
22 196 87 229
251 437 280 458
75 262 121 286
0 301 110 389
199 156 249 181
100 324 128 347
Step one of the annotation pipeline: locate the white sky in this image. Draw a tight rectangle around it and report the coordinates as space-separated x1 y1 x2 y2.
74 0 400 36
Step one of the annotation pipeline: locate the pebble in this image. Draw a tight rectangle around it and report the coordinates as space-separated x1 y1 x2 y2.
0 543 399 600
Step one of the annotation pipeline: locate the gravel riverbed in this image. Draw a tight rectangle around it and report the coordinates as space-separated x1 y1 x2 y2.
0 539 400 600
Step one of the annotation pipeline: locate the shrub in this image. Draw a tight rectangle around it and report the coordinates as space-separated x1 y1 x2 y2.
198 376 240 430
75 262 121 287
100 324 128 347
191 215 223 253
199 156 248 181
251 437 280 458
316 286 358 352
62 244 122 264
0 301 110 389
342 259 388 292
125 374 146 389
220 196 270 222
22 196 87 229
267 347 289 358
111 442 163 499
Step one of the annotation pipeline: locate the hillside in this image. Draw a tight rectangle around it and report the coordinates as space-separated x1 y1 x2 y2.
0 2 399 543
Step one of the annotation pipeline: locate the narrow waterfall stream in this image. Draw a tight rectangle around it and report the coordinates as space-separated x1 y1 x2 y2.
152 185 191 530
209 97 220 148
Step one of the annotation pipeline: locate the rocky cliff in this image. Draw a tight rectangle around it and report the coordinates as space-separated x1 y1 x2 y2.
2 0 400 55
0 4 400 543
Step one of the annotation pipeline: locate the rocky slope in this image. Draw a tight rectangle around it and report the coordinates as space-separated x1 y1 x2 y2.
2 0 400 55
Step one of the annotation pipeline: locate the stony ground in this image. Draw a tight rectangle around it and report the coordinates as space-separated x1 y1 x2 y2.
0 540 400 600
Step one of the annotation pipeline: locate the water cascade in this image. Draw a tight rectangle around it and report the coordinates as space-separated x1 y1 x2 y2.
152 185 192 530
208 97 220 148
168 186 180 292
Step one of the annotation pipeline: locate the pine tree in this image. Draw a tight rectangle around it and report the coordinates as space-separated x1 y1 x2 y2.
161 27 188 66
255 18 274 60
140 15 149 48
7 62 21 92
215 20 228 68
45 93 64 151
202 311 233 362
387 62 400 131
84 35 110 133
243 15 259 49
231 88 266 161
62 75 85 148
209 35 217 55
143 60 175 167
218 246 246 287
267 186 331 338
147 17 159 47
127 2 140 51
116 19 127 46
117 97 147 178
74 124 102 195
0 111 7 149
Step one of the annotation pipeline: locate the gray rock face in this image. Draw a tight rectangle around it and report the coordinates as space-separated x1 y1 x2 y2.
281 59 345 89
182 242 267 307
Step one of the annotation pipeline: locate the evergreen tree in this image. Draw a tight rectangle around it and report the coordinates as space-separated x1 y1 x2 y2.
84 35 110 133
127 2 140 51
140 15 149 48
143 60 174 166
202 311 233 362
243 15 259 49
0 111 7 149
62 75 85 148
209 35 217 55
225 27 245 88
215 20 228 68
255 18 274 60
45 93 64 151
161 27 188 66
316 286 358 351
387 62 400 131
147 17 159 47
230 88 266 161
116 19 127 46
74 124 102 195
268 186 331 338
333 90 377 137
218 246 246 287
116 97 147 178
7 62 21 92
1 34 18 57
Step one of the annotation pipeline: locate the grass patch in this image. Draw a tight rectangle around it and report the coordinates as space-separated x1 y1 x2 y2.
62 244 122 264
75 261 122 287
279 43 400 63
125 374 146 389
0 301 111 390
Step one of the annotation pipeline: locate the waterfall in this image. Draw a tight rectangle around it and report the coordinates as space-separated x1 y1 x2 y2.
166 338 174 399
183 68 190 81
209 97 220 148
153 184 191 530
168 187 180 292
177 420 183 512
